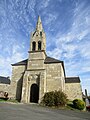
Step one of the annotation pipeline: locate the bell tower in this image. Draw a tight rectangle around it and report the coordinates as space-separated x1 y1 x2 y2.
27 16 46 70
21 16 47 103
30 16 46 52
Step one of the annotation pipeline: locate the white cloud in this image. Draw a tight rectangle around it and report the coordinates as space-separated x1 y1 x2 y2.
79 42 90 59
38 0 50 9
55 2 89 58
44 14 57 25
0 43 26 77
43 0 50 8
47 48 62 59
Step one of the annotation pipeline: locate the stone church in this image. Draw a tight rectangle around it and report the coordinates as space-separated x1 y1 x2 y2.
0 16 82 103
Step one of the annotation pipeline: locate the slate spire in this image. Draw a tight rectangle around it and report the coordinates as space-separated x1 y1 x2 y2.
36 16 43 32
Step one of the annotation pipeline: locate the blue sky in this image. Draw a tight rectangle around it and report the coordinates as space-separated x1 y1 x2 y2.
0 0 90 94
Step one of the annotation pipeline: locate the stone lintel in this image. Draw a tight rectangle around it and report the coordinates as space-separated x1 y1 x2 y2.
28 50 47 56
29 59 44 61
26 69 45 71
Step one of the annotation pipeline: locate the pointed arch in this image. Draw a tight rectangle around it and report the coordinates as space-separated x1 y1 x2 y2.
32 41 36 51
30 84 39 103
38 41 41 50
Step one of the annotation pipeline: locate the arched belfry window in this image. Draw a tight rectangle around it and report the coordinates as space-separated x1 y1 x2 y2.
32 41 36 51
40 32 42 37
38 41 41 50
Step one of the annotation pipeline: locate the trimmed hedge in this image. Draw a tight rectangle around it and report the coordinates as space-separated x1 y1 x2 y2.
73 99 85 110
41 90 68 107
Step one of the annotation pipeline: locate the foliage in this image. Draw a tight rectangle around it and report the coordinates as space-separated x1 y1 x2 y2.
41 90 68 107
73 99 85 110
41 91 55 106
54 90 68 106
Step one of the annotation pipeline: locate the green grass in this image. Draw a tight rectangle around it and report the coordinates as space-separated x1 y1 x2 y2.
7 99 19 103
0 99 7 102
0 98 19 103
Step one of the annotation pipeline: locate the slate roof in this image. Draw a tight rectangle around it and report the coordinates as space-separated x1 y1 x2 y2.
11 56 63 66
0 76 11 84
65 77 80 83
44 56 63 64
12 59 28 66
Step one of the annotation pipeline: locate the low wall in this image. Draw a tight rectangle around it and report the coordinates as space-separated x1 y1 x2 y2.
0 84 12 98
65 83 82 100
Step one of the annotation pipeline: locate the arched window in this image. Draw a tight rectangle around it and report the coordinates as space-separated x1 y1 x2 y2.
38 41 41 50
32 41 36 51
40 32 42 37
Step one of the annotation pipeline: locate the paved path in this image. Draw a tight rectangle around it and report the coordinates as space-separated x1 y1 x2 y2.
0 103 90 120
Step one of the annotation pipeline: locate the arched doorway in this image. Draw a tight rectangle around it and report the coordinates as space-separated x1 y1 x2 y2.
30 84 39 103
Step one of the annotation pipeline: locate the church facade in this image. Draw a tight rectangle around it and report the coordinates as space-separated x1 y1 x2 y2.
0 17 82 103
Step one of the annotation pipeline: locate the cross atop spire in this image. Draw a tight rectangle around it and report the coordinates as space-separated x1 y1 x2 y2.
36 16 43 32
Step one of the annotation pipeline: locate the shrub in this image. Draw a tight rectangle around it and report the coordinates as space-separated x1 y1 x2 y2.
73 99 85 110
54 90 67 106
42 91 55 106
41 90 68 107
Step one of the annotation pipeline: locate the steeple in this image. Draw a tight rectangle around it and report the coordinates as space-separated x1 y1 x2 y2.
30 16 46 52
27 16 46 70
36 16 43 32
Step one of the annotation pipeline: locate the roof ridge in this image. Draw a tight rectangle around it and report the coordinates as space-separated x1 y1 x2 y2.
12 59 28 66
66 76 79 78
65 77 80 83
45 56 63 62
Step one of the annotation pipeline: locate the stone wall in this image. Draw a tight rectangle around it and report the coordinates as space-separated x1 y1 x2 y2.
0 84 11 97
27 51 46 70
10 65 26 100
45 63 65 92
65 83 82 100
